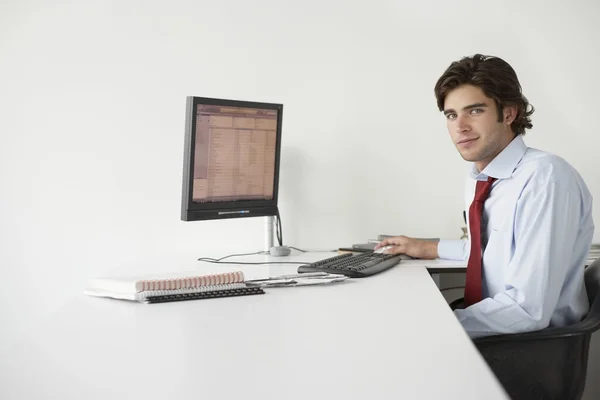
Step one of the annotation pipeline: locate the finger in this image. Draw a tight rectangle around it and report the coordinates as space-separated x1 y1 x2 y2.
374 239 389 249
385 236 405 246
384 244 405 255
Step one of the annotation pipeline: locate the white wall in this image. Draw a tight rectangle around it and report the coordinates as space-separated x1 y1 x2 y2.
1 0 599 341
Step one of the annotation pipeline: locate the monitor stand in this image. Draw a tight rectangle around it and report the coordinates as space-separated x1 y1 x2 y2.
265 215 275 250
265 216 290 256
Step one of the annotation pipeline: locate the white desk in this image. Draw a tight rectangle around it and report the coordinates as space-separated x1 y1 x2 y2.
395 257 467 288
0 252 504 400
413 258 468 274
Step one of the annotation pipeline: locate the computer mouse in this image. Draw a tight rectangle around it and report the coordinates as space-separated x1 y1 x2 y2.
269 245 291 257
374 246 414 259
374 245 395 254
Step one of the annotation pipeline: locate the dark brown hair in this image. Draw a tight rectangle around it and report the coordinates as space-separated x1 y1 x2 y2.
434 54 534 135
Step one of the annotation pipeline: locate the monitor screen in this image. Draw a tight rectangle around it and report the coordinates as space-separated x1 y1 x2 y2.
181 96 283 221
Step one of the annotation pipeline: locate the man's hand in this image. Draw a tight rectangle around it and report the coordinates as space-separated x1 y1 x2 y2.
373 235 439 259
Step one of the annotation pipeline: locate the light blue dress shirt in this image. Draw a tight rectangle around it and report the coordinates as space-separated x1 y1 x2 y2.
438 135 594 339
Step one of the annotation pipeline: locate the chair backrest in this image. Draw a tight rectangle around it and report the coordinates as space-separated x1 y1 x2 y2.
584 258 600 329
566 258 600 338
474 258 600 400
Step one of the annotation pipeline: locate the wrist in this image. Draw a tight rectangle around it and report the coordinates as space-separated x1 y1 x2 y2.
424 240 439 259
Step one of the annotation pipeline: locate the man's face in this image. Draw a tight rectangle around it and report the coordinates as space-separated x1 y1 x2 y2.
443 84 515 171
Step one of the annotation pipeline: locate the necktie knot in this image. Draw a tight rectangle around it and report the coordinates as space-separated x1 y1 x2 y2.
474 177 497 202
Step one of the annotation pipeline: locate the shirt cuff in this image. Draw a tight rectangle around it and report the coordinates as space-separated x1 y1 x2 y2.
437 239 468 261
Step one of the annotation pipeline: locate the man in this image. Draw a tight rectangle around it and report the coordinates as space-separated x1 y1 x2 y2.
375 54 594 339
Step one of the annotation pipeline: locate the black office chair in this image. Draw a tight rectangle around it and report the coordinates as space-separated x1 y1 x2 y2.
450 259 600 400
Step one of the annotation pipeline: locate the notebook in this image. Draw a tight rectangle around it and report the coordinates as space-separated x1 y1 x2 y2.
84 270 264 303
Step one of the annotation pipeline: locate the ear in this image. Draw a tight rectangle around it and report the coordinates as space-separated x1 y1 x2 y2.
503 106 518 126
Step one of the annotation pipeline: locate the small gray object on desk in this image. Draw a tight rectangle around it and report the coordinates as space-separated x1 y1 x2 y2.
269 245 291 256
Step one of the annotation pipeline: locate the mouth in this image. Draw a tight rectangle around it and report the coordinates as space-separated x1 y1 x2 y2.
457 137 479 146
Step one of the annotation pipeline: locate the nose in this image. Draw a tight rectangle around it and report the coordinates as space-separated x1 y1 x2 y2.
455 114 470 133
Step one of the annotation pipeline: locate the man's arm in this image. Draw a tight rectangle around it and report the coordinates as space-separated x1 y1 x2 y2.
374 236 468 261
455 177 584 338
438 239 469 261
374 236 440 259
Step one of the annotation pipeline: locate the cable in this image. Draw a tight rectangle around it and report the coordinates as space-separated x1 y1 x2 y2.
288 246 337 253
197 260 314 265
197 249 321 265
197 245 338 266
288 246 306 252
275 212 325 251
275 210 283 246
197 251 268 263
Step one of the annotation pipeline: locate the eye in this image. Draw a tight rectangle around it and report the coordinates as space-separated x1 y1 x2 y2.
445 113 457 120
470 108 484 115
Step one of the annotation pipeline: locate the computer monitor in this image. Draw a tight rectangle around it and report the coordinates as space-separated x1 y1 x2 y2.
181 96 283 223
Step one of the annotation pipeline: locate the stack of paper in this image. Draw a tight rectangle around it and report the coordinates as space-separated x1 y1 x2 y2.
246 272 348 288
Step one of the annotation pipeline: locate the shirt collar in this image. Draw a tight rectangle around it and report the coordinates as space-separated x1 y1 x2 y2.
469 135 528 180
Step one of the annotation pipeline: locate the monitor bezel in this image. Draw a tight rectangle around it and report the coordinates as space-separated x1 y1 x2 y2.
181 96 283 221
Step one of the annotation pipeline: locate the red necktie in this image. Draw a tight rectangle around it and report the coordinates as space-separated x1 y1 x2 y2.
464 176 497 307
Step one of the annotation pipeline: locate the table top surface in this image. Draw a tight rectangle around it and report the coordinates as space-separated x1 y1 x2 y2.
0 252 505 400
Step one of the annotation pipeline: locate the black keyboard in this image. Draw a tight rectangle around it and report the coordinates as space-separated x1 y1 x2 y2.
297 252 403 278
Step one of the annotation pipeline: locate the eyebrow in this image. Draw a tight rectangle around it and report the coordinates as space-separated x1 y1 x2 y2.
443 102 489 115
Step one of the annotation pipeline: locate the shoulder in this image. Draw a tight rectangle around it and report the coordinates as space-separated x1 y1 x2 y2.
516 148 583 184
513 148 592 206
